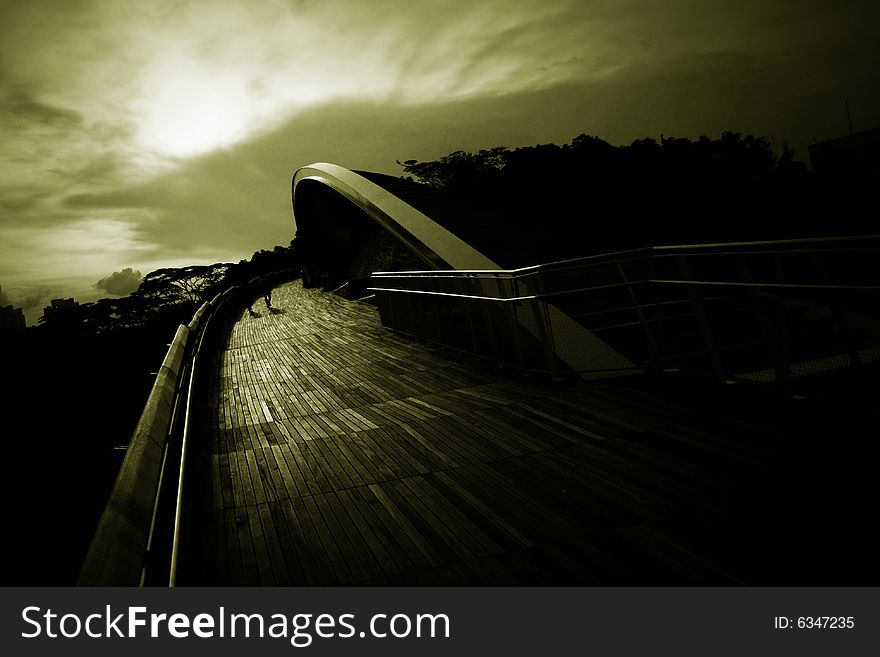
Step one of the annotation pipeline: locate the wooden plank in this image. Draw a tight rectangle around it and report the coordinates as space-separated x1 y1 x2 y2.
373 424 434 475
461 407 556 453
395 421 460 469
311 436 359 490
313 492 380 582
332 434 381 485
461 463 574 540
401 475 504 556
478 555 520 585
242 425 271 505
246 504 275 585
288 496 341 585
406 416 494 465
300 437 346 492
210 508 227 582
257 502 291 585
267 500 308 585
332 490 406 579
363 484 444 569
234 506 260 586
293 439 333 494
443 413 525 459
220 508 244 585
274 434 313 499
301 494 354 584
321 435 367 487
367 426 427 477
349 431 398 481
252 424 286 502
231 427 255 507
429 470 533 550
217 432 235 509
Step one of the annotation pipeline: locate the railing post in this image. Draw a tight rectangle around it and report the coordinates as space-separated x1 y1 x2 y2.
617 260 662 370
832 305 863 368
677 256 725 379
533 298 559 377
528 267 559 377
772 252 791 386
812 251 863 370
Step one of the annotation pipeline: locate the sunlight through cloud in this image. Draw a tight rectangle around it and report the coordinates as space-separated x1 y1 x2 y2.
137 68 253 157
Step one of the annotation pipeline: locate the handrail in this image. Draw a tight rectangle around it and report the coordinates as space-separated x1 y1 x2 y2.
368 235 880 382
78 325 190 586
79 269 298 586
370 280 880 302
168 287 234 586
371 234 880 278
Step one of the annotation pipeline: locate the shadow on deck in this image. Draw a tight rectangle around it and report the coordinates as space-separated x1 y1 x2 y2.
180 280 878 585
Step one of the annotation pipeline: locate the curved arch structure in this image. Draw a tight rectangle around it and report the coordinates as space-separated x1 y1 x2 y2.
291 162 638 377
292 163 499 271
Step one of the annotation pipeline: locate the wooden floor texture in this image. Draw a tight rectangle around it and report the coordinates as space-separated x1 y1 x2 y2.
188 280 782 585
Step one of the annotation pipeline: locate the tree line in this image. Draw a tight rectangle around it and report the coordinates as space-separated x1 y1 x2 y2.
398 132 871 264
37 242 300 336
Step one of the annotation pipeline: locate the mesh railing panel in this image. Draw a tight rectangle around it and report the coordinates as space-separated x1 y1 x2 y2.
369 236 880 380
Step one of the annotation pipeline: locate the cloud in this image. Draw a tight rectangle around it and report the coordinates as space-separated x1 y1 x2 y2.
0 185 51 213
19 291 50 312
0 91 83 127
94 267 143 296
56 42 880 262
1 0 879 312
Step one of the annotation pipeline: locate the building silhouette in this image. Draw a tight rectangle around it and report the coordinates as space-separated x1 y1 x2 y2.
809 127 880 176
0 304 26 331
42 298 81 325
42 298 79 319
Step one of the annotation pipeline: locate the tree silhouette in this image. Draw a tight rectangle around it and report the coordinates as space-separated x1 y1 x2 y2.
396 131 828 264
136 264 230 305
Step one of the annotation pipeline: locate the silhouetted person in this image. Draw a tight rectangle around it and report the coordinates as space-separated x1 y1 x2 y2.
248 283 275 316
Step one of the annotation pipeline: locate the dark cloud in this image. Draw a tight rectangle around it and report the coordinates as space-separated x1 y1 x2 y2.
64 188 157 209
95 267 143 296
51 154 124 184
0 186 51 213
0 91 83 127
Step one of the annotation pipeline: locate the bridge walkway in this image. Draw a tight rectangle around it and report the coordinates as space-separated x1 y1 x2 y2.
187 280 786 585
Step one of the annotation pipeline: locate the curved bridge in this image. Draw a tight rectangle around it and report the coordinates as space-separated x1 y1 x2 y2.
292 162 638 378
292 163 499 271
77 164 880 586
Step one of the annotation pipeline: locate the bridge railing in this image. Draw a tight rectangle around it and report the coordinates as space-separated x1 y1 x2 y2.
78 269 297 586
368 235 880 383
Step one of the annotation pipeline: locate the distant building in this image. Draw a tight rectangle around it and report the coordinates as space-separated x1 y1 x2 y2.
0 304 26 331
42 297 80 319
808 127 880 176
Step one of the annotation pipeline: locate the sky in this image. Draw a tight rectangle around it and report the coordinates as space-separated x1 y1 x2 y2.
1 0 878 324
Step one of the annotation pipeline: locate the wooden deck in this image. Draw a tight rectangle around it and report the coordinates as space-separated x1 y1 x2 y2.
185 280 796 585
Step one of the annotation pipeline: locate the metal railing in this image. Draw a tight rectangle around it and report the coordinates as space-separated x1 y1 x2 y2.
368 235 880 383
78 270 297 586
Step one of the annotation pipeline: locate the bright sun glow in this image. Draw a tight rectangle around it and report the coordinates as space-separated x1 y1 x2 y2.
137 71 253 157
